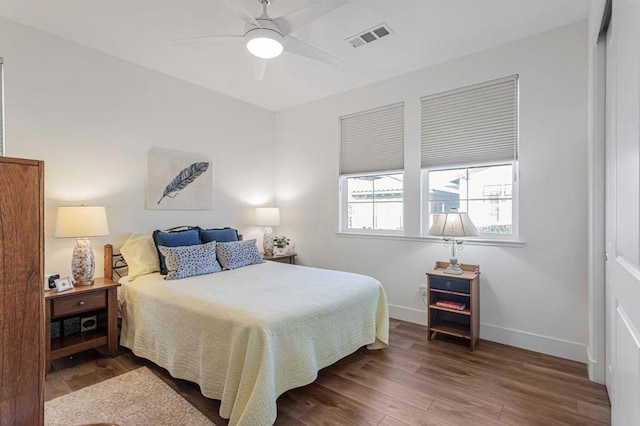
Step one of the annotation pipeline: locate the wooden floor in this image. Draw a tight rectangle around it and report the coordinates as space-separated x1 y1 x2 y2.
46 319 611 425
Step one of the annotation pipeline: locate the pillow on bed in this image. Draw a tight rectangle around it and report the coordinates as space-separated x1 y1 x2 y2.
199 227 239 244
158 241 222 280
120 233 160 281
216 239 264 270
153 227 201 275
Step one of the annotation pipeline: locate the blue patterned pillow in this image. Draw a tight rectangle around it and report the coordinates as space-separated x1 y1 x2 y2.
158 241 222 280
216 239 264 270
153 227 201 275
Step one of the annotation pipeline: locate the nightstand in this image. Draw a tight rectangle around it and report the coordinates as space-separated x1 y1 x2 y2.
426 261 480 350
45 277 120 372
263 253 297 264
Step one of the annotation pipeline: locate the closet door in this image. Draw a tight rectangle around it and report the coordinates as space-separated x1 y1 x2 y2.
0 157 44 425
605 0 640 423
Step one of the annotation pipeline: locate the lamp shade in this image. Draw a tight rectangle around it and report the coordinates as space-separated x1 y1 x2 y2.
55 206 110 238
428 211 479 237
255 207 280 227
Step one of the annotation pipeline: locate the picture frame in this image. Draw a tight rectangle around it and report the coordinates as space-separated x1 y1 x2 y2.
45 273 60 291
54 276 74 293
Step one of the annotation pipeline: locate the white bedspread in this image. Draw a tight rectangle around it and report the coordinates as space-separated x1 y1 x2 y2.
119 261 389 426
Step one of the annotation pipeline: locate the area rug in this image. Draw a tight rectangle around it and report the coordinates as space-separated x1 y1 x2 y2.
45 367 215 426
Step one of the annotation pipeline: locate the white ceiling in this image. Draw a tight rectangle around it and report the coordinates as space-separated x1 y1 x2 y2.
0 0 589 111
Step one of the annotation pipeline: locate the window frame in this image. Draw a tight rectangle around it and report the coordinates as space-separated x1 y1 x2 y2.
339 170 405 235
420 160 519 239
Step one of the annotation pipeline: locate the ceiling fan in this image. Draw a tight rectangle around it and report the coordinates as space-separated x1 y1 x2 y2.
174 0 348 80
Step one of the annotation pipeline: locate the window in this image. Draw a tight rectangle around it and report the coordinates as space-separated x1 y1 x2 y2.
421 75 518 238
339 103 404 233
426 163 514 235
344 172 403 231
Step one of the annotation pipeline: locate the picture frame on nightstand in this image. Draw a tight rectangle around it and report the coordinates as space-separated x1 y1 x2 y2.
54 276 73 293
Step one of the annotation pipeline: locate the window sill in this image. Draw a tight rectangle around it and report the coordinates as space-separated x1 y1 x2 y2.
335 232 526 248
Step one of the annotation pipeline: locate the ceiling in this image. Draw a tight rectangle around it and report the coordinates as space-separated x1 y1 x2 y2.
0 0 589 111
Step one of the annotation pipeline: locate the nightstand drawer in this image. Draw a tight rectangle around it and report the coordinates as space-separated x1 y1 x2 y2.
52 291 106 317
429 276 470 294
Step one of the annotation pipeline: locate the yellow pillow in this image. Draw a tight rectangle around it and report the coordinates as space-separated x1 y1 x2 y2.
120 233 160 281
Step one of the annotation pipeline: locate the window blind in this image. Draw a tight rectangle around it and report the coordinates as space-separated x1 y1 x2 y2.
0 58 4 157
340 102 404 175
421 75 518 168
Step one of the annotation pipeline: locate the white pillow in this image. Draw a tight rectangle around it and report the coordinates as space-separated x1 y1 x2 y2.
120 233 160 281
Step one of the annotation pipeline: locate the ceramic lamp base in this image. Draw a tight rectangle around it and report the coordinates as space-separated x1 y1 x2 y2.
72 238 95 285
263 227 274 256
444 257 464 275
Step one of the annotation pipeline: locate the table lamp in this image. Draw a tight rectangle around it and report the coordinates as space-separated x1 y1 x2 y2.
55 205 109 286
256 207 280 256
428 209 478 275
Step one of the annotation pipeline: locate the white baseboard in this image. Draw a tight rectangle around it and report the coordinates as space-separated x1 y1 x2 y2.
587 346 606 384
388 305 587 362
388 304 426 326
480 323 587 362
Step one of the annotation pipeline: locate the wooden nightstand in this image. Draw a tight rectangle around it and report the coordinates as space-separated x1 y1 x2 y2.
426 261 480 350
45 277 120 372
263 253 297 264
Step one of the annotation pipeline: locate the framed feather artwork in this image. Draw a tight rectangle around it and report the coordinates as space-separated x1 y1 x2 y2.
146 147 212 210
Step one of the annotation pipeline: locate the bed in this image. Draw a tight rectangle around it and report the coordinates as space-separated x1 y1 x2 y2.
104 241 389 426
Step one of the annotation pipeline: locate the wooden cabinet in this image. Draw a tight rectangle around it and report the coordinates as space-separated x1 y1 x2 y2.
45 278 120 372
0 157 44 425
263 253 297 264
426 261 480 350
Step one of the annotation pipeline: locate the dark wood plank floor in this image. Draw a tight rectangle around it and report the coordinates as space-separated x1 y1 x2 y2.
46 319 611 425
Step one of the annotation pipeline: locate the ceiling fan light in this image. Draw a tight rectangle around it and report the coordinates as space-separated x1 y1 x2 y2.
246 28 284 59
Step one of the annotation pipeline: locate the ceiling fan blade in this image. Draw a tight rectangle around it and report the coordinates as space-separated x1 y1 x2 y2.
252 57 267 80
285 36 342 67
274 0 348 36
171 35 244 45
219 0 261 28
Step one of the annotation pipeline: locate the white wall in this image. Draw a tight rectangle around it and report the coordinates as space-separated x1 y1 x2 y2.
0 17 276 278
275 22 589 361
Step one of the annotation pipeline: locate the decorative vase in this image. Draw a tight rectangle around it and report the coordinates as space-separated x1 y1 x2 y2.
274 246 286 256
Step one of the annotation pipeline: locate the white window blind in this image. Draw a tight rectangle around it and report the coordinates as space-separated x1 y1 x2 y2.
340 102 404 174
421 75 518 168
0 58 4 157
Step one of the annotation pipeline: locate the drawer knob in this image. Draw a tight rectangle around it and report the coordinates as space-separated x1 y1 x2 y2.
446 281 451 288
78 301 85 306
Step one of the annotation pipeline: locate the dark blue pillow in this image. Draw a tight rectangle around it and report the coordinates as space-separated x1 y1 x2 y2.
199 227 239 244
153 227 201 275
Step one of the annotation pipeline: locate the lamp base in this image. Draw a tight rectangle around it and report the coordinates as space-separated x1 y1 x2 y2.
72 238 96 285
263 227 275 256
444 257 464 275
443 265 464 275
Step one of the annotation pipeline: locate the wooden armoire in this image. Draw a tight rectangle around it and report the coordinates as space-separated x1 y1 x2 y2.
0 157 44 425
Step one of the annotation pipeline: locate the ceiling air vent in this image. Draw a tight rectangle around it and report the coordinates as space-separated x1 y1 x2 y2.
346 24 393 48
